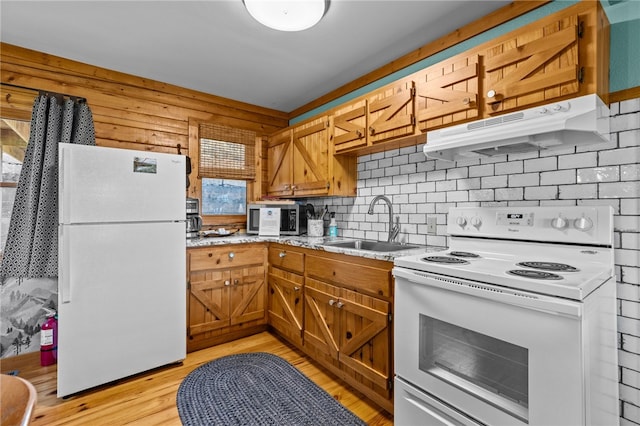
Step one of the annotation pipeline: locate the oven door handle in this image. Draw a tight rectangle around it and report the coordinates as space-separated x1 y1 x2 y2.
393 267 584 318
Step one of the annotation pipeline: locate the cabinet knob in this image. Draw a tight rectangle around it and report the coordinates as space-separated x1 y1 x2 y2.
294 286 300 291
462 97 470 105
369 126 375 135
279 252 286 258
291 185 297 190
329 299 336 306
228 252 235 259
234 279 239 285
487 89 496 99
224 280 230 286
336 301 344 309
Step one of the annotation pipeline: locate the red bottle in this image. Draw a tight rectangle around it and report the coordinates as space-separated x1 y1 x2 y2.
40 310 57 366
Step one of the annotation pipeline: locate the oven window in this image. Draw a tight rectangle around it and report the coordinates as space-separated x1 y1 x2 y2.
419 315 529 422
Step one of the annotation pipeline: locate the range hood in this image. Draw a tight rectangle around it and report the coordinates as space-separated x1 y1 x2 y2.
424 94 610 162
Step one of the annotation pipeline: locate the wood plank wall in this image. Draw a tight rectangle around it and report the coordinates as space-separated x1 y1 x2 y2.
0 43 289 157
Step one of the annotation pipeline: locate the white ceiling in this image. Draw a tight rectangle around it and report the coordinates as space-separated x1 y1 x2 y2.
1 0 512 113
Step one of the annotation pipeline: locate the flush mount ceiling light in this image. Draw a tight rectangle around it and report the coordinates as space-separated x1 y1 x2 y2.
244 0 327 32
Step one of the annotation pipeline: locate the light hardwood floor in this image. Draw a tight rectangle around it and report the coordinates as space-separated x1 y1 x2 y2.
1 331 394 425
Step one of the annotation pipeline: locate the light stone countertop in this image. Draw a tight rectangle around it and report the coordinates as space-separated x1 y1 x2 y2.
186 233 445 262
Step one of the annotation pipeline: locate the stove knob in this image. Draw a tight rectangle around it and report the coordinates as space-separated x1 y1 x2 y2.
574 217 593 232
470 217 482 228
456 216 467 228
551 216 568 230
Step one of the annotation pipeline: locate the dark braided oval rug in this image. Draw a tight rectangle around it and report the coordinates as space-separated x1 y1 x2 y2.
176 352 367 426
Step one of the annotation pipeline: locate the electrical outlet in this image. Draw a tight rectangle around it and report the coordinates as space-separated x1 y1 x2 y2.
426 217 437 234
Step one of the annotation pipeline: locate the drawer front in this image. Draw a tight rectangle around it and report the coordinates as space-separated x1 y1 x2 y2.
190 245 265 272
306 255 391 298
268 246 304 274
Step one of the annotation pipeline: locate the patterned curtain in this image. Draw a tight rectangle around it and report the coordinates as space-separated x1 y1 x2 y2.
0 94 95 279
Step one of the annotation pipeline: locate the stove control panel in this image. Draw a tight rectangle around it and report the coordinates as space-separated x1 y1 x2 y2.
496 212 534 227
448 206 613 246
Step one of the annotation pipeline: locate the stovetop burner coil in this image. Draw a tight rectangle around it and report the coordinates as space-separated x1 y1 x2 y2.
449 251 480 258
517 261 579 272
508 269 563 280
422 256 469 265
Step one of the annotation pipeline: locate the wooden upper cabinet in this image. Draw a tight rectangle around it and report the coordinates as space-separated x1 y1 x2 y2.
333 99 368 154
266 128 293 196
367 79 415 144
483 13 581 114
291 116 331 197
415 53 480 132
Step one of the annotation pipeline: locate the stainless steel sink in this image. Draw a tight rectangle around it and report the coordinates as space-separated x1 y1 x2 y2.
321 239 420 252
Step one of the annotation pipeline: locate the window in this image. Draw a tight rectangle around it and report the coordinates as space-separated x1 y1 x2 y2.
188 120 259 227
1 118 29 255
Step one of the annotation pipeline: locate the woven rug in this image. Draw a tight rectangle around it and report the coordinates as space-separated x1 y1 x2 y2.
176 352 367 426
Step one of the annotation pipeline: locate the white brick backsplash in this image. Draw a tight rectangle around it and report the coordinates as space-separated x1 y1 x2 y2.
495 161 523 175
495 188 524 201
622 367 640 391
616 249 640 268
447 167 468 180
611 111 640 133
620 199 640 215
427 170 446 181
620 232 640 250
469 189 494 201
621 266 639 285
541 169 576 185
559 151 598 169
457 177 481 190
524 156 557 172
508 173 540 187
622 164 640 181
427 191 446 203
600 181 640 199
559 183 598 199
371 168 385 178
616 216 640 233
400 163 417 175
436 180 456 192
600 147 640 166
417 161 436 173
525 186 558 200
619 129 640 148
446 191 469 202
468 164 494 177
621 300 640 320
481 175 508 188
408 192 426 203
620 98 640 114
577 166 620 183
417 181 435 192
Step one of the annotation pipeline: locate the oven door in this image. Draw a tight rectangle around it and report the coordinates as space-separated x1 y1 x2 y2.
393 267 585 426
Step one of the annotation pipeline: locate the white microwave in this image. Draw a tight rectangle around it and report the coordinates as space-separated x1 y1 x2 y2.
246 204 307 235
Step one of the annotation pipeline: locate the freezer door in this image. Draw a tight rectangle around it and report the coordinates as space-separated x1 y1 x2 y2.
57 222 186 397
59 144 185 224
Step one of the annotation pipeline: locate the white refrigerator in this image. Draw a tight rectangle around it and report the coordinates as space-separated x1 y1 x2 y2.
57 143 186 397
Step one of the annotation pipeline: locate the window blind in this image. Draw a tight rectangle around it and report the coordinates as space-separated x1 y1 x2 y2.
198 123 256 180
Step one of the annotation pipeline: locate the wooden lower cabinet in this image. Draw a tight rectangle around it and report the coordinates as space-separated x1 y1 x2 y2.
188 242 395 413
267 245 305 347
303 253 394 414
187 244 268 352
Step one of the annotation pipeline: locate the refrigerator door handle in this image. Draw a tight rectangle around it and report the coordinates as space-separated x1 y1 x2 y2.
59 144 72 225
59 226 72 303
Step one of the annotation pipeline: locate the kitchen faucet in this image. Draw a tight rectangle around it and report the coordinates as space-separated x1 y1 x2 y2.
367 195 399 242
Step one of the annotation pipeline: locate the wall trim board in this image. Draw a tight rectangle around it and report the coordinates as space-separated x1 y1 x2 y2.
610 87 640 104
